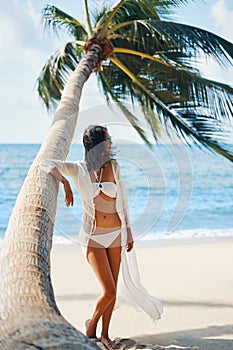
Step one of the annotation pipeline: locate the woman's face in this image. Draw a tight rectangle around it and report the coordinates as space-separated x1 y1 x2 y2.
104 130 112 153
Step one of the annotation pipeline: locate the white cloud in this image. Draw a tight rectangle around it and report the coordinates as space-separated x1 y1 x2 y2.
0 0 55 143
197 56 233 85
0 0 105 143
200 0 233 85
0 0 63 66
0 2 36 55
211 0 233 41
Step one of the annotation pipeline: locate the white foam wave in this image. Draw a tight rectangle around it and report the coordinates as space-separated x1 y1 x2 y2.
0 229 232 250
139 228 233 242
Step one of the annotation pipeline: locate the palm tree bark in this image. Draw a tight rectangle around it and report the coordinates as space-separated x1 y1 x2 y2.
0 44 102 349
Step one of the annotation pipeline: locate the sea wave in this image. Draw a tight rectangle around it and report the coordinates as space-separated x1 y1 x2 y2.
140 228 233 241
1 144 233 246
0 228 232 250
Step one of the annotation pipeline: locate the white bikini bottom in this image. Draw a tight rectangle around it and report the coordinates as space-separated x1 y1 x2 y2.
86 228 121 248
80 227 163 322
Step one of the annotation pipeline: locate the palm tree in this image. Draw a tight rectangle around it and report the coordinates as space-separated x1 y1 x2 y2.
0 1 233 348
38 0 233 160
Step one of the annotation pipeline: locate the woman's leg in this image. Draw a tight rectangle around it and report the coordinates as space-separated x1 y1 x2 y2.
101 244 121 340
86 245 117 338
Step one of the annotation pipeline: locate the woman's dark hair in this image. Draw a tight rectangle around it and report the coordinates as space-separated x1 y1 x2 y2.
83 125 115 170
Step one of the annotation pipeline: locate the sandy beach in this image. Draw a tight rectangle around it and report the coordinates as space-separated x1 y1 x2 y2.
51 239 233 350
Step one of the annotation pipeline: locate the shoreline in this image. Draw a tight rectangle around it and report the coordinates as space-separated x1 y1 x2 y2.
51 234 233 252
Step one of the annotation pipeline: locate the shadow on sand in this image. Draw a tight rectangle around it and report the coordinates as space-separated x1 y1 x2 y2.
56 294 233 349
90 325 233 350
130 324 233 350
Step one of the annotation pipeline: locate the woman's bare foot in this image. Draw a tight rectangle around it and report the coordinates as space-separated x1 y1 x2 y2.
101 335 117 350
85 319 97 338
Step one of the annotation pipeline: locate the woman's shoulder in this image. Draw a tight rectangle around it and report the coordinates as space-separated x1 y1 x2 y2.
75 160 89 172
110 159 120 169
75 160 85 167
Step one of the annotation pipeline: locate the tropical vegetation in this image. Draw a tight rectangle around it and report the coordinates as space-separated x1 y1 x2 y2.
38 0 233 160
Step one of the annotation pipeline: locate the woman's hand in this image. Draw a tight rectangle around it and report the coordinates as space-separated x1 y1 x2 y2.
126 227 134 252
63 179 74 207
127 240 134 252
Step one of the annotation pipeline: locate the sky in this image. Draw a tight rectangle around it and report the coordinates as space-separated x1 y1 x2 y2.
0 0 233 144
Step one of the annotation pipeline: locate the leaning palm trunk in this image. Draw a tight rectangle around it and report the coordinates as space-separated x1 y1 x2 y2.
0 45 102 349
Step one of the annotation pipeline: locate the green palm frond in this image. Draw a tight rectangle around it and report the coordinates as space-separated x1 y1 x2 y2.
171 113 233 161
110 52 233 116
99 0 190 30
42 5 87 40
98 69 154 146
133 89 160 140
102 0 161 30
100 54 233 159
38 0 233 161
37 42 80 108
146 21 233 66
91 3 109 29
141 56 233 117
109 20 233 67
84 0 93 36
102 56 164 141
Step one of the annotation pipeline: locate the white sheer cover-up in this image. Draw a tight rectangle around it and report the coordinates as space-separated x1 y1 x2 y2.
39 159 163 322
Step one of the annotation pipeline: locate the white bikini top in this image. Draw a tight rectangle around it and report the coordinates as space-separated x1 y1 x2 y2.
92 181 117 198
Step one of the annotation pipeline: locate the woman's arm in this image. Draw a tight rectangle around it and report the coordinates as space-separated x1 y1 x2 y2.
39 160 75 207
115 161 134 252
39 159 76 177
50 167 74 207
126 227 134 252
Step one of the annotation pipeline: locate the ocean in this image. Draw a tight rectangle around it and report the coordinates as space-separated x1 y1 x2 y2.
0 143 233 247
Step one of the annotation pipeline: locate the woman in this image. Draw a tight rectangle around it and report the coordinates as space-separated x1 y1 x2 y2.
40 125 162 350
